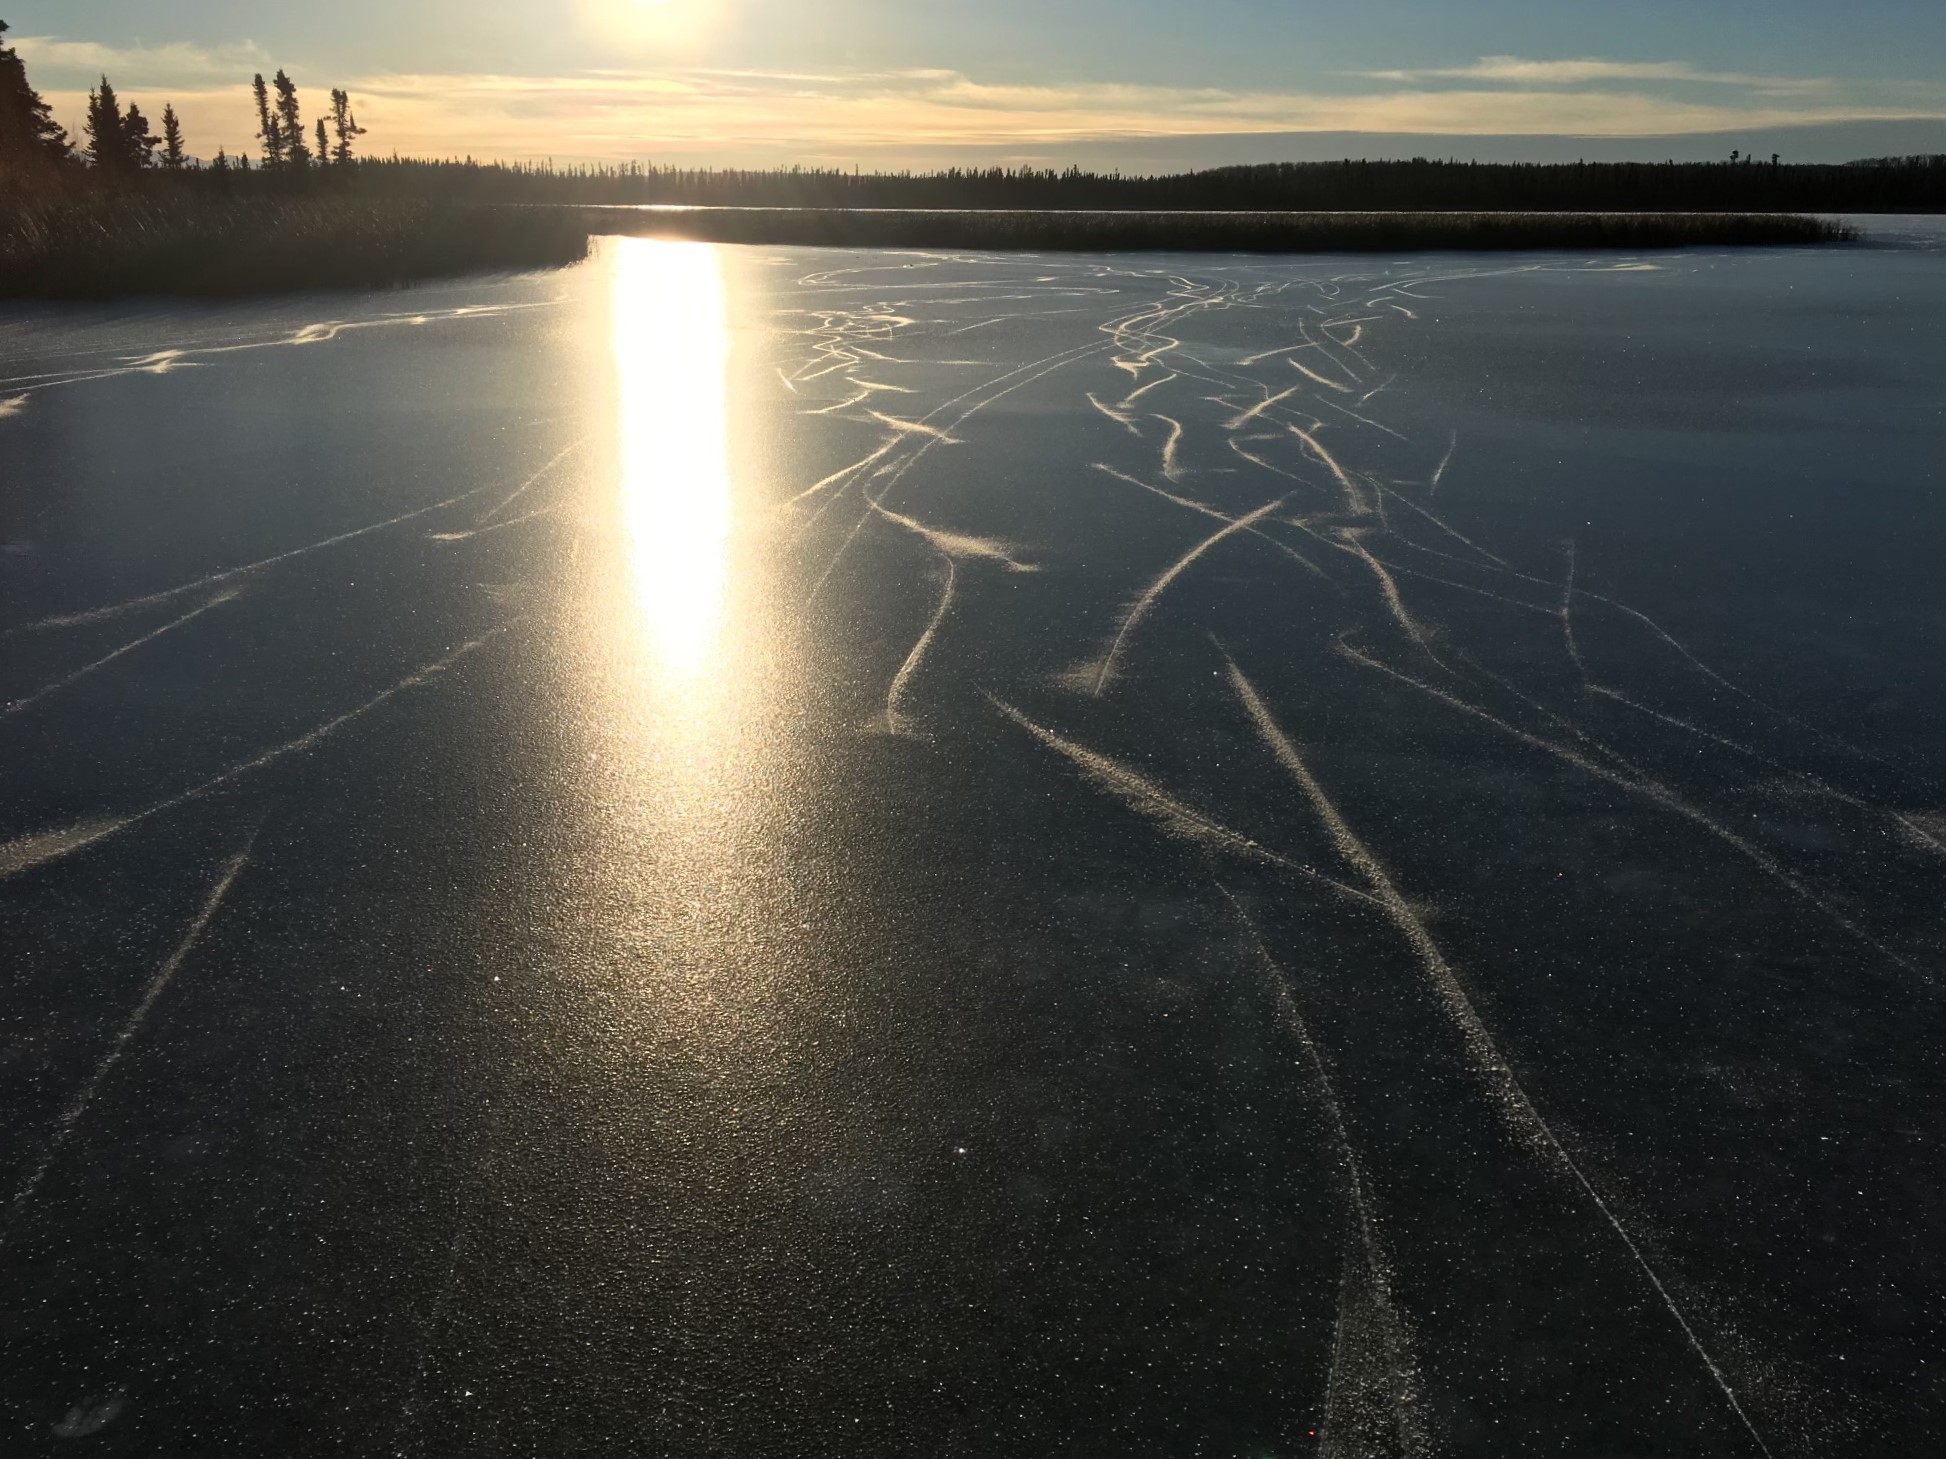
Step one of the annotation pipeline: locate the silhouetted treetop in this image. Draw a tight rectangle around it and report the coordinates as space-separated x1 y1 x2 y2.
80 77 163 175
122 100 159 169
0 17 72 175
161 103 185 170
85 77 125 171
274 70 309 167
329 88 366 166
253 73 283 167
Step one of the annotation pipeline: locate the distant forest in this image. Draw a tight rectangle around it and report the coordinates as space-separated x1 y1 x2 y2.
4 20 1945 213
364 154 1946 214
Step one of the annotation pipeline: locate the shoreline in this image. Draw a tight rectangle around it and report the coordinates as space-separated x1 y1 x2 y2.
574 206 1856 254
0 201 1858 302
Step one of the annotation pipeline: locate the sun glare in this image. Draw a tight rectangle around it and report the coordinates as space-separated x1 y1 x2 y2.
611 239 732 677
582 0 712 51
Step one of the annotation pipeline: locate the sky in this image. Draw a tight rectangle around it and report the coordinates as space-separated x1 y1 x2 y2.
7 0 1946 169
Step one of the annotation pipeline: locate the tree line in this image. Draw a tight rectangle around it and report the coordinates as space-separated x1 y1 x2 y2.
1 18 365 184
341 154 1946 215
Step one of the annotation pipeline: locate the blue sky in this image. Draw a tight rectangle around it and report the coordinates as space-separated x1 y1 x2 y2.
8 0 1946 166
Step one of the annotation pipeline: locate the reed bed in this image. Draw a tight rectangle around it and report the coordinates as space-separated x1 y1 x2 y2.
0 193 589 299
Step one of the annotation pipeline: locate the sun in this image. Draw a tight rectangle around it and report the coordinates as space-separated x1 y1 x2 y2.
583 0 713 51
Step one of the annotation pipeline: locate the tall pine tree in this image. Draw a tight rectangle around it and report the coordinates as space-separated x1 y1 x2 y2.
85 76 131 173
0 17 71 177
160 103 185 169
83 78 162 175
252 73 284 167
328 88 366 165
122 101 158 169
273 70 308 167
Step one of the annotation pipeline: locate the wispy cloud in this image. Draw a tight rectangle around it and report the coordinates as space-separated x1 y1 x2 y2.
1361 56 1833 95
305 68 1946 157
16 37 1945 166
11 35 273 86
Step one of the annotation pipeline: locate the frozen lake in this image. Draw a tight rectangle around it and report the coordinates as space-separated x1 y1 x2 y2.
3 222 1945 1456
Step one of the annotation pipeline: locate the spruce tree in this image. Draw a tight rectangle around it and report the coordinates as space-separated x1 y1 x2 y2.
315 117 327 167
85 76 130 172
122 101 158 169
160 103 185 169
273 70 308 167
328 88 365 165
0 17 72 175
252 73 283 166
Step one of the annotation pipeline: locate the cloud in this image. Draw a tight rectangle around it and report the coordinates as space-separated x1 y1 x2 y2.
1360 56 1831 95
306 68 1946 156
10 34 273 87
21 45 1946 167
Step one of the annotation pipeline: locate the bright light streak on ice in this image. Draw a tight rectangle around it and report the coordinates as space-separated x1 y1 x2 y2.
612 238 732 675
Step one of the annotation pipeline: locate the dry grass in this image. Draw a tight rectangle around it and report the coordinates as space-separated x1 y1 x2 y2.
0 193 589 299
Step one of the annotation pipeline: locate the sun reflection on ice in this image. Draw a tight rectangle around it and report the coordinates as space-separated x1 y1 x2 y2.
612 238 732 677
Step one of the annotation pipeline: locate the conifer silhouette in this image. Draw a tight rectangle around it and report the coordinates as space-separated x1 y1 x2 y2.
161 103 185 169
328 88 366 165
85 76 131 172
0 17 71 175
274 70 309 167
253 73 284 166
122 101 159 168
